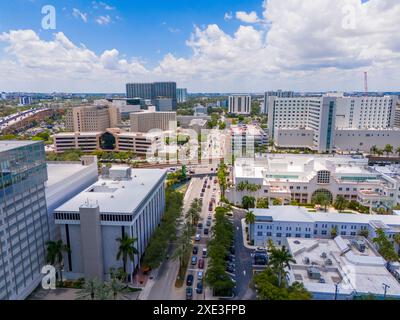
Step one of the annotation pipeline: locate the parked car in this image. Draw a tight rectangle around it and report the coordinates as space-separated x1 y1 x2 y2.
186 274 194 286
195 234 201 241
193 246 198 255
202 248 208 258
186 287 193 300
191 256 198 265
230 246 236 255
196 282 203 294
204 228 209 235
198 258 205 269
206 220 211 227
226 265 235 273
197 271 203 280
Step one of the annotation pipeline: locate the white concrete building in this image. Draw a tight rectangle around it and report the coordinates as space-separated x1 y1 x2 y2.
251 206 400 248
335 95 396 129
334 128 400 153
45 156 99 239
263 90 294 114
268 94 398 153
53 166 167 281
230 124 268 157
228 154 400 210
286 236 400 300
268 96 336 153
228 95 252 115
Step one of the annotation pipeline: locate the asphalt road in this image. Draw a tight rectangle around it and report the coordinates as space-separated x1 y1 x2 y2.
232 208 256 300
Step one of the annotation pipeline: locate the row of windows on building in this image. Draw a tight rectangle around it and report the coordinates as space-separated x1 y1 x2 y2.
54 212 133 222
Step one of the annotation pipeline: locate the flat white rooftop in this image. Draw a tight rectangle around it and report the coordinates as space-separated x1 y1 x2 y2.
54 167 167 214
253 206 400 227
46 162 95 188
0 140 40 152
287 237 400 298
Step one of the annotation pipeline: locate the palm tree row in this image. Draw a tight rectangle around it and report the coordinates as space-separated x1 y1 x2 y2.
370 144 400 157
236 180 262 193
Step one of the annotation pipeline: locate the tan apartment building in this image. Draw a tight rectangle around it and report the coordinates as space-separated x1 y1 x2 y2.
65 104 121 132
130 111 177 133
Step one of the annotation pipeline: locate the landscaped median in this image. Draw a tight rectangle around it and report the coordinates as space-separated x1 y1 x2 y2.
205 206 236 297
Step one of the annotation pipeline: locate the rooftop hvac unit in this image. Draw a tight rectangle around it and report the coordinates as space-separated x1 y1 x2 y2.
303 257 310 264
325 259 333 266
307 267 321 280
320 252 327 259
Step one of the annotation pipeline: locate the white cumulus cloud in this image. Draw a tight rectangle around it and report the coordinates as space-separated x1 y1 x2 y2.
1 0 400 92
235 11 260 23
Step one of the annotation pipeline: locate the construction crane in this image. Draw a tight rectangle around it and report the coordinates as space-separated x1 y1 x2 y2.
364 71 368 96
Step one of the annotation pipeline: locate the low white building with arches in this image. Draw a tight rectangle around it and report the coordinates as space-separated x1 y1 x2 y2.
227 154 400 211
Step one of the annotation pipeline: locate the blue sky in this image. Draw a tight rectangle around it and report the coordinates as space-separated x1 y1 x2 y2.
0 0 263 68
0 0 399 93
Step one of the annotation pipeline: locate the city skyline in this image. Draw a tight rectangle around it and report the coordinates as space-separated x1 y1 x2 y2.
1 0 399 93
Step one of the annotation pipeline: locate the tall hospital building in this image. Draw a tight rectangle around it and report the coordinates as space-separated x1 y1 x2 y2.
65 103 120 132
267 94 398 153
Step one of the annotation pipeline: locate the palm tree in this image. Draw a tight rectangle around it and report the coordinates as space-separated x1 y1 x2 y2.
46 240 70 283
384 144 393 156
396 146 400 157
245 211 256 225
370 145 378 155
358 229 369 238
330 226 338 239
312 192 331 212
76 279 103 300
376 149 384 156
107 275 131 300
267 240 296 288
242 196 255 209
334 195 348 213
116 234 139 284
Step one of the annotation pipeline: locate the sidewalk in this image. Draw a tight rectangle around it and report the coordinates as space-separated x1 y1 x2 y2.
240 218 258 250
137 267 161 300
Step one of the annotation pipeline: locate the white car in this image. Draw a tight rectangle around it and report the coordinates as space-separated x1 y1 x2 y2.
197 271 204 280
195 234 201 241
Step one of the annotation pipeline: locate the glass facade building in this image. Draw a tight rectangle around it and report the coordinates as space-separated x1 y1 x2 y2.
0 141 50 300
126 82 177 110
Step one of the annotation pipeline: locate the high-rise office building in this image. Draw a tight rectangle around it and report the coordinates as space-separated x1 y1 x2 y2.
126 82 177 110
177 88 188 103
0 141 50 300
228 95 252 115
65 103 120 132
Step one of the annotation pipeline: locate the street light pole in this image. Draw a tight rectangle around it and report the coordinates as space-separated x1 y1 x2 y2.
383 283 390 300
334 282 340 300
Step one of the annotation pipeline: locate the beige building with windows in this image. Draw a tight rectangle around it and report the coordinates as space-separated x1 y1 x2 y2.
130 110 177 133
65 104 121 132
54 128 161 155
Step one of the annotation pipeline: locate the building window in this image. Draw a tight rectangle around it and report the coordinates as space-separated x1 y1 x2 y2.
317 170 330 184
